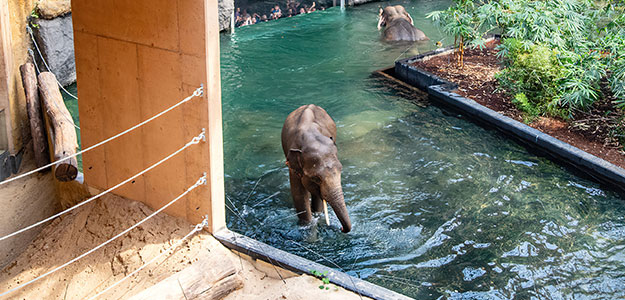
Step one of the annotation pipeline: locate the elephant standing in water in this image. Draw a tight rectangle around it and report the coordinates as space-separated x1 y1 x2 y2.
377 5 429 42
281 104 352 233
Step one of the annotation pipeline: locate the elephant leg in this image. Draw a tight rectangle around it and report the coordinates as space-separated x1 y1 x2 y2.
311 194 323 213
289 169 312 224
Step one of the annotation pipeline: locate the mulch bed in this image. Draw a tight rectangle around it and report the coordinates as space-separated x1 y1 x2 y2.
412 40 625 170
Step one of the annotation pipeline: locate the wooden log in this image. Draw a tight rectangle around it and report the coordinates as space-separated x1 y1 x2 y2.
38 72 78 181
20 63 50 168
129 250 243 300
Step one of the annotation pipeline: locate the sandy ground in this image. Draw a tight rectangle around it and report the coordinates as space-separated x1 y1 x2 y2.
0 191 368 300
0 146 57 269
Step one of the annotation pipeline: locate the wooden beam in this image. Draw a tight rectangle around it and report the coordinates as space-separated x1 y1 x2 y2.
38 72 78 181
204 0 226 233
128 248 243 300
20 63 49 168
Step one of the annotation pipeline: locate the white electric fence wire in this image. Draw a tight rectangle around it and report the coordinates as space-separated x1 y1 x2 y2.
27 48 81 131
26 26 79 101
0 85 204 186
86 217 209 300
0 175 207 298
0 130 205 243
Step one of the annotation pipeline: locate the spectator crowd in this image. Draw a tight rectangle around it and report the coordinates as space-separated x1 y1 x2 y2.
235 1 326 27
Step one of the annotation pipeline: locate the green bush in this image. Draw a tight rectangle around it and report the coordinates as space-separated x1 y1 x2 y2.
511 93 538 119
496 40 566 118
429 0 625 116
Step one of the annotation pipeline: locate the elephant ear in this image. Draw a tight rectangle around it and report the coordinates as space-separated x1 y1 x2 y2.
287 149 303 176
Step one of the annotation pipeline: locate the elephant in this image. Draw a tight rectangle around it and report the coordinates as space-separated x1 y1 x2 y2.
377 5 429 42
281 104 352 233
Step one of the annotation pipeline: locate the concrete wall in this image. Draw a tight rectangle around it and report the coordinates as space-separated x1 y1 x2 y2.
72 0 225 231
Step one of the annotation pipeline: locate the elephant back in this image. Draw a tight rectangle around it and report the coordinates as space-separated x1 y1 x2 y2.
383 18 418 42
383 18 429 42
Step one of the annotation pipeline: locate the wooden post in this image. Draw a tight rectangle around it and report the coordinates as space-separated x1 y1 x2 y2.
205 0 226 233
38 72 78 181
20 63 49 168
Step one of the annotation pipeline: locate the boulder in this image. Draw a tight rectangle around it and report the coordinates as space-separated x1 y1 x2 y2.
32 13 76 87
37 0 71 19
219 0 234 32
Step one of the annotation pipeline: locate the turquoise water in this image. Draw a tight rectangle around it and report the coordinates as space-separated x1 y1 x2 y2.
61 83 81 170
221 1 625 298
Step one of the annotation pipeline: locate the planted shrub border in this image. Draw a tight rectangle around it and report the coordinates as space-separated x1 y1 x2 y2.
214 229 412 300
394 51 625 194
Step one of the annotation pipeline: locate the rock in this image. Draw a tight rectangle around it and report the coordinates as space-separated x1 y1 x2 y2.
348 0 377 5
32 13 76 87
37 0 71 19
218 0 234 32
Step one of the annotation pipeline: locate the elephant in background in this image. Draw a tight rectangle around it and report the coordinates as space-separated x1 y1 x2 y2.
281 104 352 233
378 5 429 42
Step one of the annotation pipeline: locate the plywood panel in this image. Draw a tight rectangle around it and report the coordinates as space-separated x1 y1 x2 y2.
178 0 206 57
97 36 145 203
137 45 187 218
182 82 211 225
73 0 224 231
74 31 107 189
72 0 180 52
180 11 212 226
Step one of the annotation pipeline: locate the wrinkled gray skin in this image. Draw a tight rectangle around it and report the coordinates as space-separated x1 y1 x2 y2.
281 104 352 233
378 5 429 42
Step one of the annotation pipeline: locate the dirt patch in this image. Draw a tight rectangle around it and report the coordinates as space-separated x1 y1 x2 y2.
0 192 369 299
0 145 57 269
413 42 625 169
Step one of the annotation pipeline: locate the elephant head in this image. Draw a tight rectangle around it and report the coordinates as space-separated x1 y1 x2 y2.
377 5 428 42
286 138 352 233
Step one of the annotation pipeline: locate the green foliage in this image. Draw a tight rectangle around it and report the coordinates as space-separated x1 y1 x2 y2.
601 12 625 108
511 93 538 119
310 269 331 290
429 0 625 117
29 1 40 29
496 41 566 117
427 0 487 67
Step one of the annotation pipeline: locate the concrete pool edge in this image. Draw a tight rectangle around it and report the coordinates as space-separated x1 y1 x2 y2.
392 51 625 194
214 229 414 300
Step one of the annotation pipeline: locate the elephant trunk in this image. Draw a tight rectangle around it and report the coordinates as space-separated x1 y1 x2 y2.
324 186 351 233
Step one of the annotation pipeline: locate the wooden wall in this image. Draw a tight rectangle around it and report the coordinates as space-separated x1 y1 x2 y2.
72 0 225 231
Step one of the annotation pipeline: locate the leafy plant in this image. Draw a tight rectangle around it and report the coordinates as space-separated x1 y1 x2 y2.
511 93 539 121
29 2 40 29
310 269 332 290
430 0 625 118
496 40 566 117
427 0 487 68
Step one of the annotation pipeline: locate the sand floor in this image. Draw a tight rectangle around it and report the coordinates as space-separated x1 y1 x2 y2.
0 146 57 269
0 191 368 299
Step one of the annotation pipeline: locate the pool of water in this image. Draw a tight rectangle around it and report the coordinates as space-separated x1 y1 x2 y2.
61 83 82 170
220 1 625 298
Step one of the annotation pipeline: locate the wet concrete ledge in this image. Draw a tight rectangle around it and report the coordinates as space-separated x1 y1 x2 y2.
393 50 625 195
214 229 413 300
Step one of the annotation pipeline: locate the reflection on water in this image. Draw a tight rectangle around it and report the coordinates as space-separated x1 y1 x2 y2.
220 1 625 298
